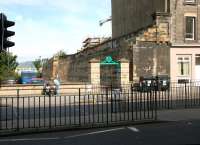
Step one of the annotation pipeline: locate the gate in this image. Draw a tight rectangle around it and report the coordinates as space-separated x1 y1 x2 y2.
100 56 121 88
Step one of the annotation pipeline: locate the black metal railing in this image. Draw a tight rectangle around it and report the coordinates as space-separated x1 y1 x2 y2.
1 81 200 135
0 87 157 135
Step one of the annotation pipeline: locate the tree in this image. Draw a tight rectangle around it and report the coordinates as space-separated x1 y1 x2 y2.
0 52 18 82
33 57 42 77
54 50 67 59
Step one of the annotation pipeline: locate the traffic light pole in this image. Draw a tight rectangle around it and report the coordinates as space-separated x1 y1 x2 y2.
0 13 15 52
0 13 4 52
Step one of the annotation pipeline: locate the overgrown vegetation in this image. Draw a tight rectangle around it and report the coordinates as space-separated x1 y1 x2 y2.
54 50 67 59
33 58 42 77
0 52 18 82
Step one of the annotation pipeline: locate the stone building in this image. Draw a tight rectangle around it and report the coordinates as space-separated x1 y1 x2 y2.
43 0 200 86
112 0 200 82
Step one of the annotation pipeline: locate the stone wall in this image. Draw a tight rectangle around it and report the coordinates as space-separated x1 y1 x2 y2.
43 9 171 84
132 42 170 81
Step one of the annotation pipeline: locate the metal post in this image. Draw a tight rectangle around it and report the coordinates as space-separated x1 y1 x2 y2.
111 84 113 114
106 87 109 125
79 88 81 125
49 93 51 128
17 89 20 131
0 97 2 130
131 84 134 120
154 87 158 120
185 82 187 108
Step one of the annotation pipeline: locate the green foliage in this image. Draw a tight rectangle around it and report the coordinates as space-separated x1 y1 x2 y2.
0 52 18 81
33 59 42 72
33 58 42 77
54 50 67 59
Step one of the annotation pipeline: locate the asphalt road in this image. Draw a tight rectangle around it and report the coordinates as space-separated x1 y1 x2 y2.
0 120 200 145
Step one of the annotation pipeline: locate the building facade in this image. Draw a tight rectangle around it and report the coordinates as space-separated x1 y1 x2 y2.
170 0 200 82
112 0 200 82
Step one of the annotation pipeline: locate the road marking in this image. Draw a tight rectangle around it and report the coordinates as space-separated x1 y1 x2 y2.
0 127 125 142
0 137 59 142
63 127 125 139
127 127 140 132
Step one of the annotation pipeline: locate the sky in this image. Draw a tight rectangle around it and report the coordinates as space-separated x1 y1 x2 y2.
0 0 111 62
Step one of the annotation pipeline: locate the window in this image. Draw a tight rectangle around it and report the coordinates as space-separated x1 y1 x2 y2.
184 0 196 3
196 54 200 65
185 16 196 40
178 56 190 76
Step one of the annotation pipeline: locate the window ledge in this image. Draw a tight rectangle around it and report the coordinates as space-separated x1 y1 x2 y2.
184 39 198 43
183 2 197 5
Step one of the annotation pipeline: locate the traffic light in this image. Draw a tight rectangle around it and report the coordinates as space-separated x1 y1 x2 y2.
0 13 15 52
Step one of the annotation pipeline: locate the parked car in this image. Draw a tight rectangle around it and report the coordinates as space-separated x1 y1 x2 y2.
1 78 17 85
155 75 170 91
133 75 170 92
31 78 44 84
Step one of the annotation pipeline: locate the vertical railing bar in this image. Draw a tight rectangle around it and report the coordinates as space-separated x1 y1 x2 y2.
97 94 100 123
143 91 146 119
135 91 138 120
28 97 30 128
150 90 153 119
110 84 113 123
64 95 67 126
114 90 117 122
83 93 86 124
185 82 187 108
73 95 76 125
101 94 104 123
79 88 81 126
123 91 126 121
127 89 130 121
119 90 122 121
59 95 62 126
5 98 7 129
44 96 46 128
139 89 142 120
11 97 14 129
155 89 158 120
17 89 20 131
39 96 41 128
23 97 24 129
0 98 2 130
69 96 71 125
106 87 109 125
55 96 57 127
147 90 150 119
88 94 90 124
199 85 200 106
92 94 95 124
49 94 51 128
131 85 134 121
34 97 36 128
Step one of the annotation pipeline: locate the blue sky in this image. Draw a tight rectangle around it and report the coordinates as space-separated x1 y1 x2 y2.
0 0 111 62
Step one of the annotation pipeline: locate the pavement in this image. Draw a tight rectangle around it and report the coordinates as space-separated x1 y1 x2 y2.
158 108 200 121
0 119 200 145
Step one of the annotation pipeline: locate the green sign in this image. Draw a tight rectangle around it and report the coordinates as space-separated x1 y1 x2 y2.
100 56 120 66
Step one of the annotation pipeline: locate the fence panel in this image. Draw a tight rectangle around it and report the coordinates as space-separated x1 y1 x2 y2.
0 87 157 135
